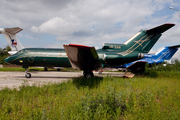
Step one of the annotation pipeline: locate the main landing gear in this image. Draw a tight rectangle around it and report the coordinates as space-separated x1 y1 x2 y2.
44 67 48 71
83 70 94 78
25 67 31 78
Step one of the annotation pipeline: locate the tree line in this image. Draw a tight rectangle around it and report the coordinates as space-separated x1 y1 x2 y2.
0 46 10 65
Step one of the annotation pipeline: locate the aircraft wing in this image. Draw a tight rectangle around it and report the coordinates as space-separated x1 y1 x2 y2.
146 23 175 34
126 61 147 71
63 44 102 70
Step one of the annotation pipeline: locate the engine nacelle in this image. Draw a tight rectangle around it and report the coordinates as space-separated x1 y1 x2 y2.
102 52 144 66
138 53 144 59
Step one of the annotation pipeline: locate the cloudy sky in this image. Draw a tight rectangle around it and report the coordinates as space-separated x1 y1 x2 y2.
0 0 180 59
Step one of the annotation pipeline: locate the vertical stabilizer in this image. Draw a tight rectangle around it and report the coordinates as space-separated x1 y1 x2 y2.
0 27 23 52
123 23 175 53
102 23 175 56
156 45 180 60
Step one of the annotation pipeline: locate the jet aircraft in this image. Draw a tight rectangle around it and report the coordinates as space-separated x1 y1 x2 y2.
0 27 60 71
3 23 175 78
115 44 180 72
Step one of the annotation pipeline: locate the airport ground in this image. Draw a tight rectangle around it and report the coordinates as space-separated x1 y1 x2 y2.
0 71 126 90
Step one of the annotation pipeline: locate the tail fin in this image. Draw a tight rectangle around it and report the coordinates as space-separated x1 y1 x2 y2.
0 27 23 52
124 23 175 53
155 45 180 60
102 23 175 54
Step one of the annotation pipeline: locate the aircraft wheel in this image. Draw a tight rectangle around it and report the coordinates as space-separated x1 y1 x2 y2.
25 73 31 78
84 71 94 78
44 67 48 71
57 68 61 71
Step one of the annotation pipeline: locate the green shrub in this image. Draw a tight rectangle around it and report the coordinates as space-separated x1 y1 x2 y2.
144 59 180 77
144 63 158 78
0 55 9 65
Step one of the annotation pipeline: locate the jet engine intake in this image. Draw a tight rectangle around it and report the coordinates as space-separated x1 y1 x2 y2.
138 53 144 59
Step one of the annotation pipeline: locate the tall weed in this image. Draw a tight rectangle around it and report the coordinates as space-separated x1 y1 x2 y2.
0 71 180 119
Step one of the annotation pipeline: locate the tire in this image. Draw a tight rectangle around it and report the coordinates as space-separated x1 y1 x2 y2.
57 68 60 71
84 71 94 78
25 73 31 78
44 67 48 71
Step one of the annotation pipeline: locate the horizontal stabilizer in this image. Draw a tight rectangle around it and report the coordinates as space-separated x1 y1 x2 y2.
8 51 18 55
63 44 101 70
0 27 23 35
169 44 180 48
0 27 23 52
146 23 175 34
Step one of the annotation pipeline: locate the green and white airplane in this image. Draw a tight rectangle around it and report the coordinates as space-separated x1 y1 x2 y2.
2 23 175 78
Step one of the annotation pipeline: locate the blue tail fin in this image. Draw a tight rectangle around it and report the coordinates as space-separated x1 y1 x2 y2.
155 45 180 60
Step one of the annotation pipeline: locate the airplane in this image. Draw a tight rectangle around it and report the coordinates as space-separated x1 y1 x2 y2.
0 27 60 71
3 23 175 78
114 44 180 73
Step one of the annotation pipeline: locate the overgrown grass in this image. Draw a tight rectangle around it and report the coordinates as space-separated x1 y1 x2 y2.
0 71 180 119
0 61 180 119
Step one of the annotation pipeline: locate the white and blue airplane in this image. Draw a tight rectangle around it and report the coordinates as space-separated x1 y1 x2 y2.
115 44 180 72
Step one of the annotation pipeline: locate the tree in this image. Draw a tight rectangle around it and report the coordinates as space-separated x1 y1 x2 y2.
0 46 10 64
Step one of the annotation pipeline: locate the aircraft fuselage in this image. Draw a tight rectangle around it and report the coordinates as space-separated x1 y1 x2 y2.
4 47 142 68
5 48 71 67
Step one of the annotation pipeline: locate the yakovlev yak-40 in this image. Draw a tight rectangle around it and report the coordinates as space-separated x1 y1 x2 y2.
2 23 175 78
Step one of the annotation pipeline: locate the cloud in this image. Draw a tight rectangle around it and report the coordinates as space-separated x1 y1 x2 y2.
31 17 81 36
0 0 179 50
27 0 164 46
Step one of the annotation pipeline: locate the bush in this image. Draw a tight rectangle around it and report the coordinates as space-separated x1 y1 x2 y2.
0 46 10 65
144 59 180 77
0 55 9 65
144 63 158 78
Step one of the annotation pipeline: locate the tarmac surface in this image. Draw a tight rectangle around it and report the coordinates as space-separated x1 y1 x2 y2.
0 71 126 90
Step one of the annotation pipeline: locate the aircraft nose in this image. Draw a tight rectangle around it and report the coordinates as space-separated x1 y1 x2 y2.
4 57 10 63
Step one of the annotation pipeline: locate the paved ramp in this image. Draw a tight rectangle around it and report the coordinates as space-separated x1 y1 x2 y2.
0 71 126 90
